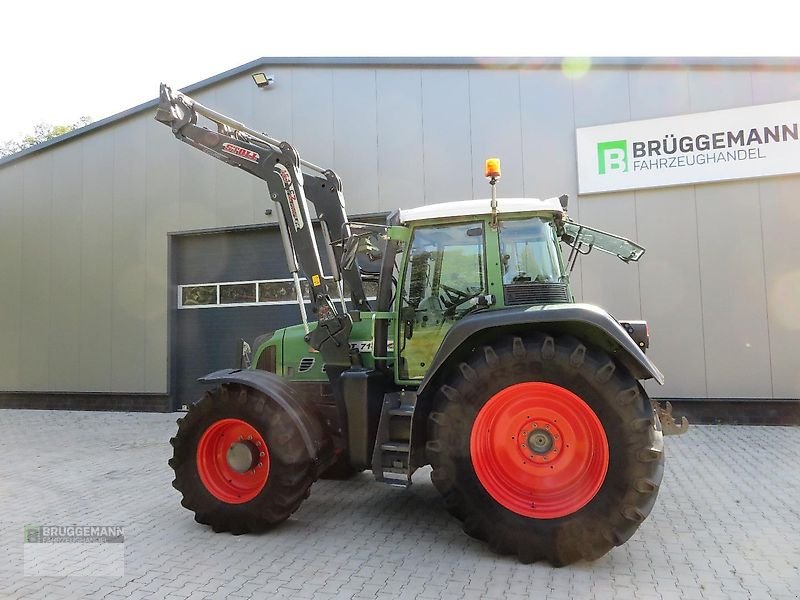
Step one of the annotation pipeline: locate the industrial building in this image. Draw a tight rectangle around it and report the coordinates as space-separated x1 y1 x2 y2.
0 57 798 413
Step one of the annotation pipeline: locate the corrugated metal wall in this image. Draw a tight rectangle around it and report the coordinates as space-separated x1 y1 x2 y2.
1 61 798 399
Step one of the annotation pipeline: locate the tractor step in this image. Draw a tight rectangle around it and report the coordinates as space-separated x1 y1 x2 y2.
381 441 410 452
372 390 417 488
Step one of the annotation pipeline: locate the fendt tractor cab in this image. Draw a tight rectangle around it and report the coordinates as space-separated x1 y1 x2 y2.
156 84 686 566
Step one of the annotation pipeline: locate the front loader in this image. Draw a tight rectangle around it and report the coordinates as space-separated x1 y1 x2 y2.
157 83 686 565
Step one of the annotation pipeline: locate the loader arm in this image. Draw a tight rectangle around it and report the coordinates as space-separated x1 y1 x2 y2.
302 170 371 313
155 83 366 365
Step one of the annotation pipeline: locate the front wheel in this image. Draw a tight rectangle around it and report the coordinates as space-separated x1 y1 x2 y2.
427 334 664 565
169 384 323 534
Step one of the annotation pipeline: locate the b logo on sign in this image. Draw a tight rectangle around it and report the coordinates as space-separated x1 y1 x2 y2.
597 140 628 174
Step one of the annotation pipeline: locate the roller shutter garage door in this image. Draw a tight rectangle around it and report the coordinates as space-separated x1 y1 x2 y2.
171 225 319 409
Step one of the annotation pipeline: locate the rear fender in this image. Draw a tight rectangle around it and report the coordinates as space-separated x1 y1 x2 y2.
408 304 663 468
198 368 329 461
415 303 664 403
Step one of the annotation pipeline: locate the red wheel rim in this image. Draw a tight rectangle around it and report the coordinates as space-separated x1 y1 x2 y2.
196 418 270 504
470 382 609 519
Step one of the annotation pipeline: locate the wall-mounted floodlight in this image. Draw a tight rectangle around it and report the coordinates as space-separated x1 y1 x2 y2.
251 73 274 88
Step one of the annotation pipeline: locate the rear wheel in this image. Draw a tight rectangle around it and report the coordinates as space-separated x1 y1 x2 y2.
169 384 323 533
427 334 664 565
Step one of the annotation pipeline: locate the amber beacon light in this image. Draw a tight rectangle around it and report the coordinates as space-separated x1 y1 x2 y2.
486 158 501 228
485 158 501 179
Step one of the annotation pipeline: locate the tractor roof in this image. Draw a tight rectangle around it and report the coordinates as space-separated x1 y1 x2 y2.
399 197 564 224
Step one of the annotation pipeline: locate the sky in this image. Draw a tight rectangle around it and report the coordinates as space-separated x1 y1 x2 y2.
1 0 797 142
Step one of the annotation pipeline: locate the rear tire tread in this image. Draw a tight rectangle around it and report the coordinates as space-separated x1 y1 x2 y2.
427 333 664 566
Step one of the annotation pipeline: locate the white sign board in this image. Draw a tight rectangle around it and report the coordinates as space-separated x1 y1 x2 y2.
576 100 800 194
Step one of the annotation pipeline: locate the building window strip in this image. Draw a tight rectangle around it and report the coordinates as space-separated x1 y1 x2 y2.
178 278 377 309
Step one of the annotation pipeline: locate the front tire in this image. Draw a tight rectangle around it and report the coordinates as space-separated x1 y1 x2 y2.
427 334 664 565
169 384 323 534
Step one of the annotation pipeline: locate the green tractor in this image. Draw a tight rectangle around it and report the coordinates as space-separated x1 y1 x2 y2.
156 84 686 565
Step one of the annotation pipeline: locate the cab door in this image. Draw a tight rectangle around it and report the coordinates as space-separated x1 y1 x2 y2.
395 221 487 382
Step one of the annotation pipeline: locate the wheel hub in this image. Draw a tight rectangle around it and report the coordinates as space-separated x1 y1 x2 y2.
519 420 563 464
226 441 258 473
527 428 554 454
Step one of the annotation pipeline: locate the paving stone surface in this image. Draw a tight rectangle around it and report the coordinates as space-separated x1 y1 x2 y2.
0 410 798 599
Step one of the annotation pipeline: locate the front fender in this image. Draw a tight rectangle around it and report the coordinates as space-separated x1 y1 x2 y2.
198 368 328 460
416 303 665 398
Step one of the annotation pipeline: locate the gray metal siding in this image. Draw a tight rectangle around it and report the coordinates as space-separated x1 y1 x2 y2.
49 144 83 389
468 70 524 198
293 69 336 174
111 123 147 392
760 175 800 398
20 153 53 391
79 133 114 391
636 186 707 398
420 70 473 203
0 164 23 389
519 70 579 200
0 61 798 401
333 70 380 212
696 181 772 398
376 70 425 209
143 114 181 394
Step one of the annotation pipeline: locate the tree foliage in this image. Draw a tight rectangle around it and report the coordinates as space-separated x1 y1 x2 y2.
0 116 93 158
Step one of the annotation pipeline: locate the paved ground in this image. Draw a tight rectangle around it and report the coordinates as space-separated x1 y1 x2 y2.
0 410 798 600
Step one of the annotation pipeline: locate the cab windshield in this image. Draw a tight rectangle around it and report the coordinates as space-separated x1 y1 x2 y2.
498 217 564 284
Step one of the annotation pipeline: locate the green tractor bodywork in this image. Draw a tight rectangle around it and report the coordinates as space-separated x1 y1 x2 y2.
256 208 648 383
240 199 665 477
159 84 684 565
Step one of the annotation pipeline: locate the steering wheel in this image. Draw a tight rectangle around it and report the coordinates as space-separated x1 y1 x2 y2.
439 283 473 309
